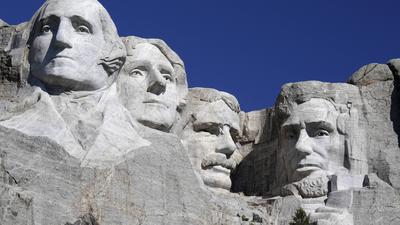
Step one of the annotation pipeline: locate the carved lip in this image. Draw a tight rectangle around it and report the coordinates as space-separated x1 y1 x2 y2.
142 99 168 108
203 163 232 172
201 156 234 172
51 55 74 60
209 165 231 175
296 163 322 171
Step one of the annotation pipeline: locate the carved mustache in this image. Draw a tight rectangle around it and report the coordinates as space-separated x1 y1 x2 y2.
201 153 237 171
142 99 169 108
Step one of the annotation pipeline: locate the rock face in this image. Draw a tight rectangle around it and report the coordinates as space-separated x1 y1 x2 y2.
0 0 400 225
232 63 400 224
181 88 242 192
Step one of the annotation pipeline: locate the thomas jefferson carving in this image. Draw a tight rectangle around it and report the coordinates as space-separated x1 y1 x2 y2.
117 36 188 132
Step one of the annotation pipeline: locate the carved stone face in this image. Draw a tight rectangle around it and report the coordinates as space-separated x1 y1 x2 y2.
280 98 345 183
118 43 179 132
183 99 240 191
29 0 108 91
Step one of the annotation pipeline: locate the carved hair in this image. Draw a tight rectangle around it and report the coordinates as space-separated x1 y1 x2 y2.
27 0 126 80
177 87 240 137
188 87 240 113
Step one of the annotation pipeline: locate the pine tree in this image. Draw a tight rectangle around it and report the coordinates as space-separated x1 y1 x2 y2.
289 208 311 225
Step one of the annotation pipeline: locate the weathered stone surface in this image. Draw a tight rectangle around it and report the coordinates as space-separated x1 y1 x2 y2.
0 126 82 224
266 196 302 225
330 174 364 192
241 108 275 145
0 124 267 225
0 19 8 28
1 0 400 224
0 27 14 51
0 50 19 82
388 58 400 75
348 63 393 86
347 61 400 193
351 62 400 191
0 21 30 92
352 174 400 225
232 140 277 196
232 108 277 196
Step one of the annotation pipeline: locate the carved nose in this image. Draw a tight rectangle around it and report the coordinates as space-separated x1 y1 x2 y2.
54 19 72 49
295 129 313 155
147 71 166 95
216 126 236 157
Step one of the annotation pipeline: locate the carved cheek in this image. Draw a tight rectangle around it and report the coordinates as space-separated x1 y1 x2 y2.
285 138 301 159
162 86 179 109
306 141 330 171
74 36 104 64
310 139 329 159
30 36 52 65
327 135 345 165
201 133 221 153
190 133 216 161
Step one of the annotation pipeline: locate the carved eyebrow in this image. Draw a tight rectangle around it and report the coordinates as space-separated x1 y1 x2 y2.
158 63 173 73
281 123 300 131
229 125 240 136
70 15 94 32
34 15 58 36
192 121 222 134
125 60 152 70
159 65 175 80
305 121 334 132
39 15 59 25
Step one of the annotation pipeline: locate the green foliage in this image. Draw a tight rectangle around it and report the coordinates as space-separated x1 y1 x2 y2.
289 208 311 225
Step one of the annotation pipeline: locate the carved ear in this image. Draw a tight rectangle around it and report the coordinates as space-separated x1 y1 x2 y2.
337 106 358 135
99 57 125 75
281 184 300 197
177 97 187 112
99 40 126 75
336 104 351 135
337 113 348 135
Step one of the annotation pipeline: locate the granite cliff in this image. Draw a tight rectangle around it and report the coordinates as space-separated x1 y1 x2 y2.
1 0 400 224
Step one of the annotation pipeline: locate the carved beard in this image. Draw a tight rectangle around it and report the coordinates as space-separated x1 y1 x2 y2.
282 175 330 198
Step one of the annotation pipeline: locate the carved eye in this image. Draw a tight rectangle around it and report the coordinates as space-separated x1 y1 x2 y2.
286 131 297 140
203 126 222 136
160 69 173 82
163 74 173 82
229 127 240 143
129 69 144 77
77 25 90 33
314 130 329 137
195 123 223 136
41 25 51 33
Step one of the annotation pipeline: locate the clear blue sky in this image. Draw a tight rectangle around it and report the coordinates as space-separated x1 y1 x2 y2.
1 0 400 111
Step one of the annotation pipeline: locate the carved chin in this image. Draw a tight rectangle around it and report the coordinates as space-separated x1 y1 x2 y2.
31 63 108 91
295 175 329 198
283 174 330 198
201 166 232 190
138 117 173 132
291 165 327 183
137 110 176 132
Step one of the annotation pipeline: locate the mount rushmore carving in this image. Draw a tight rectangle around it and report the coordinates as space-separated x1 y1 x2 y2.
0 0 400 224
